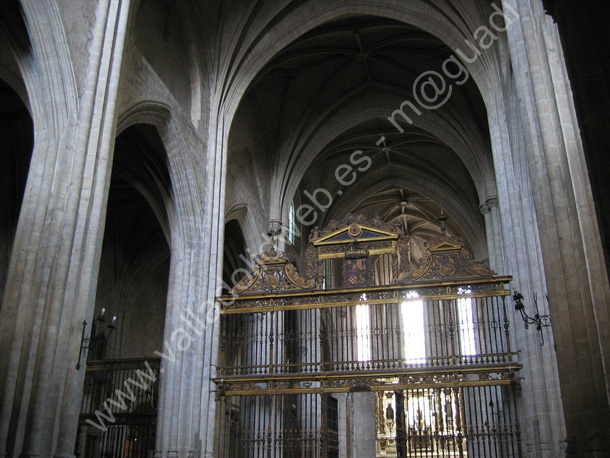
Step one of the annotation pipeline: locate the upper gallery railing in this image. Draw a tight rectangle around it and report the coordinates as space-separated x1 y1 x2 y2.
215 216 518 391
217 277 514 379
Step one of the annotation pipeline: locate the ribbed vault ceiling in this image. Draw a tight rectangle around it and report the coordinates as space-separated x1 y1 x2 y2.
230 14 493 257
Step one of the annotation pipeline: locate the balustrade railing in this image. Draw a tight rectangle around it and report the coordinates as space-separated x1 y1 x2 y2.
217 279 515 380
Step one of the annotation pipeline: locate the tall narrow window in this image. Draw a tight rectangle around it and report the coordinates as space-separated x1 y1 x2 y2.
401 291 426 364
288 203 296 244
457 287 477 356
356 294 371 362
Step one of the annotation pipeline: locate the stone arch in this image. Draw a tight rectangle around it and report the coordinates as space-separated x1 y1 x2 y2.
225 204 261 254
219 3 505 261
221 0 503 128
75 116 176 455
97 122 172 359
117 101 206 238
116 104 176 211
276 104 495 225
117 101 214 457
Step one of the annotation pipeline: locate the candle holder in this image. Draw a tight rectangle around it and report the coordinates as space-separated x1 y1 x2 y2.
512 290 552 346
75 308 117 370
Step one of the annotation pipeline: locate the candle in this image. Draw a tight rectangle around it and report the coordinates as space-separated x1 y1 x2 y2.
111 316 116 326
100 308 105 317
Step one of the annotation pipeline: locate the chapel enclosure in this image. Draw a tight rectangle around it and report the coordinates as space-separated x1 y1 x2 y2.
214 216 522 457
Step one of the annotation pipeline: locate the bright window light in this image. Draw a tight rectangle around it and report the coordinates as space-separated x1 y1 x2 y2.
401 291 426 364
457 288 477 356
288 203 296 244
356 294 371 362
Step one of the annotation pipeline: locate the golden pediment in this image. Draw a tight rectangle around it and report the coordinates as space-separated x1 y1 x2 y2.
427 240 462 252
231 250 315 294
313 223 398 247
403 235 495 283
255 253 288 266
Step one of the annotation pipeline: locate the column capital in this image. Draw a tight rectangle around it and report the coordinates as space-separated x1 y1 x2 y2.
486 197 499 209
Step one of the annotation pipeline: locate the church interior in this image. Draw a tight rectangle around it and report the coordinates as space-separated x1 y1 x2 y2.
0 0 609 457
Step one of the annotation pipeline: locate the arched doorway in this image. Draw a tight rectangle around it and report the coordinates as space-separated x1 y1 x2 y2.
77 124 172 458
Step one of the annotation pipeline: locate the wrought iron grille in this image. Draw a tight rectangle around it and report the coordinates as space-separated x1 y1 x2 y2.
76 358 160 458
214 218 523 457
218 282 514 378
214 383 522 458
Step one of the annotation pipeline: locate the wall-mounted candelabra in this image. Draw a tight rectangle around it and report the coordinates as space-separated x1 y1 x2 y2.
76 308 117 370
512 290 552 346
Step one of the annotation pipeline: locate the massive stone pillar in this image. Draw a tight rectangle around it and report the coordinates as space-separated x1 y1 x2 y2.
502 0 610 455
153 111 224 457
155 237 211 457
540 1 610 284
484 35 566 458
0 0 131 456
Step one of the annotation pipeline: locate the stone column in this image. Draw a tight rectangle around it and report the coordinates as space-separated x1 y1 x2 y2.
154 238 211 458
502 0 610 455
484 198 506 274
153 107 225 458
345 393 376 457
480 197 505 274
0 0 131 457
485 43 565 458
